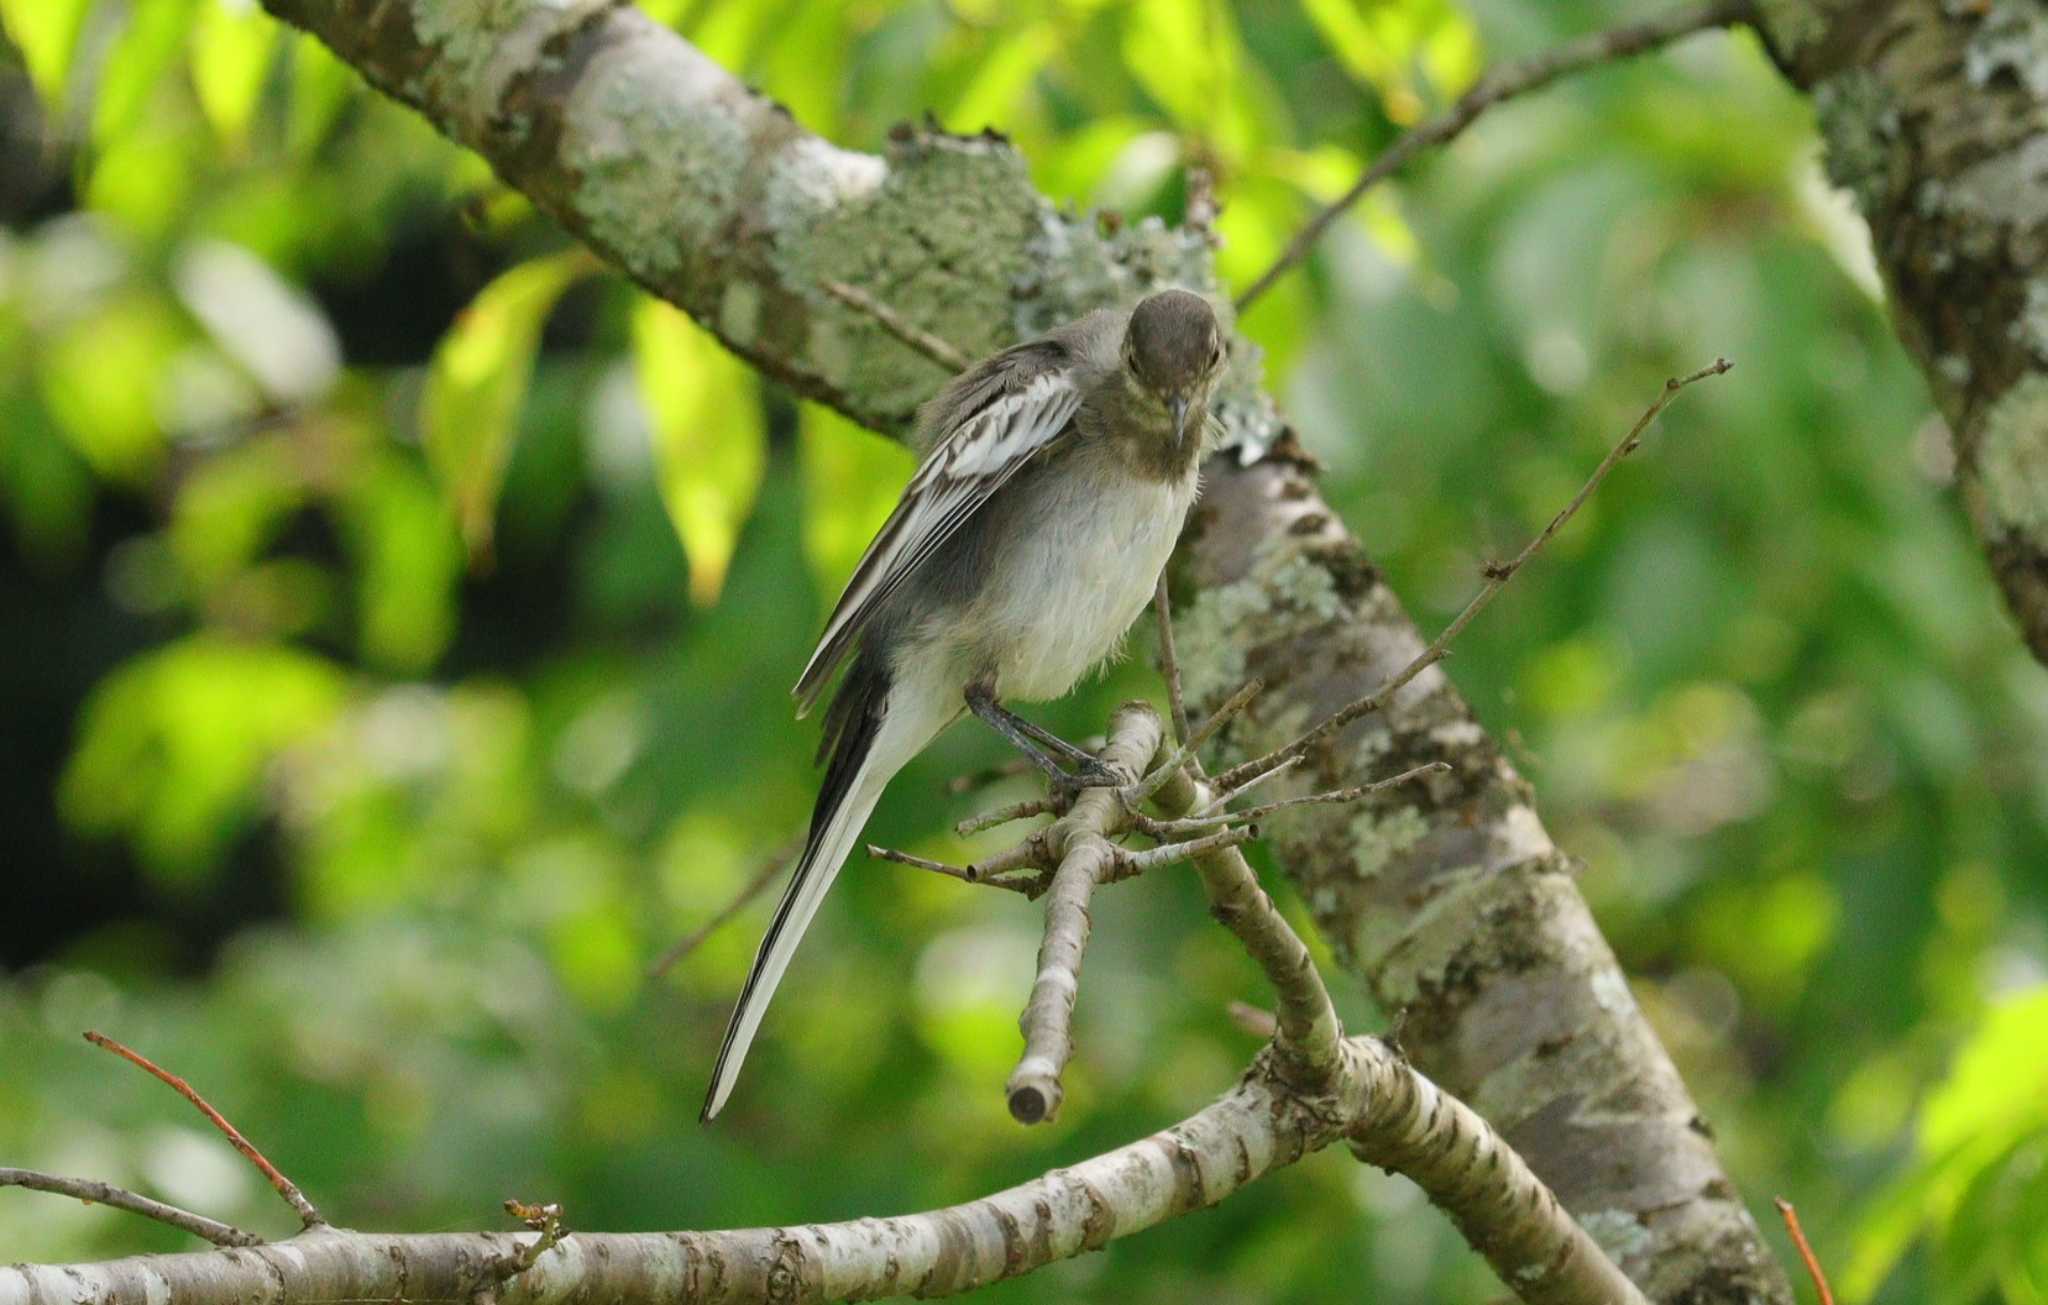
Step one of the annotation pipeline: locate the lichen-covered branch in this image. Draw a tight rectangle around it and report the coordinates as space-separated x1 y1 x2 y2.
1175 448 1792 1303
245 0 1783 1296
1754 0 2048 664
0 1033 1647 1305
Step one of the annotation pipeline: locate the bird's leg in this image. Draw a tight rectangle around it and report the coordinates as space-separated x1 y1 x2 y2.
964 683 1124 791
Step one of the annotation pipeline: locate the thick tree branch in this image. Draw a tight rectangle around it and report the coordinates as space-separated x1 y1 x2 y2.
0 1033 1647 1305
233 0 1784 1296
1753 0 2048 666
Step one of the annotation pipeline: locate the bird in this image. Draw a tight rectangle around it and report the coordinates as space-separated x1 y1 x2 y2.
701 287 1229 1121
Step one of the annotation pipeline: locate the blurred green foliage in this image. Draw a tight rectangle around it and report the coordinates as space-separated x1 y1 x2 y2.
1 1 2043 1301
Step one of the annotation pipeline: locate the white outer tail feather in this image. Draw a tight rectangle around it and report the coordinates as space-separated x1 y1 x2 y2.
702 685 948 1120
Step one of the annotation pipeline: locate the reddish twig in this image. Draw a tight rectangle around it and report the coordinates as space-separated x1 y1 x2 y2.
1774 1197 1835 1305
83 1031 325 1229
0 1168 263 1247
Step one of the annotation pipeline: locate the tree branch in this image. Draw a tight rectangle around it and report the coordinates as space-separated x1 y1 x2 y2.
1235 0 1756 310
0 1170 262 1249
230 0 1785 1295
1751 0 2048 668
83 1032 324 1230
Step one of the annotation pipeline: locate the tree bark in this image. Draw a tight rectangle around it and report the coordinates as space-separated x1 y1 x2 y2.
1754 0 2048 662
237 0 1787 1297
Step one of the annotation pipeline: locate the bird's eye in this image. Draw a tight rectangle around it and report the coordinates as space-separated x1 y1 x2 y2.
1210 343 1224 369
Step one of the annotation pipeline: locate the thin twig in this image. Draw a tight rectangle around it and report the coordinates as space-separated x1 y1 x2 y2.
1226 1002 1278 1040
0 1169 262 1248
955 797 1053 837
502 1199 568 1274
1191 756 1300 816
1146 761 1449 837
821 280 971 372
1112 824 1259 876
647 837 801 979
1153 576 1193 749
1126 679 1261 806
867 843 1043 895
1235 0 1749 310
83 1032 325 1230
1774 1198 1835 1305
1213 359 1731 792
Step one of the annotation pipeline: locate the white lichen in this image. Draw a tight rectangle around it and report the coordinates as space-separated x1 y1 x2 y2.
1975 374 2048 537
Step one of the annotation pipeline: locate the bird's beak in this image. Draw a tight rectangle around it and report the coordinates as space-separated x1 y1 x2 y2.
1168 395 1190 449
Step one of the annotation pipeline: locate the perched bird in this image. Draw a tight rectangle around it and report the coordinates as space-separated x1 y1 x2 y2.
702 288 1228 1121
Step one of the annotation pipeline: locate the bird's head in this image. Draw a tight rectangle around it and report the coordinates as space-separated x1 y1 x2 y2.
1121 289 1226 453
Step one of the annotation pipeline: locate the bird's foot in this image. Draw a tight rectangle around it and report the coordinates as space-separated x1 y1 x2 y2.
964 687 1125 797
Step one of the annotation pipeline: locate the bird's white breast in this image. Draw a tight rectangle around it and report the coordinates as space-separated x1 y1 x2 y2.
973 455 1199 703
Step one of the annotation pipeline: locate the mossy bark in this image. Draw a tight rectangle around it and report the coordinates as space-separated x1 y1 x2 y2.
1758 0 2048 661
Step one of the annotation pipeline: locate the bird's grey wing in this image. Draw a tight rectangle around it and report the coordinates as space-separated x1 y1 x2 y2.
792 344 1083 714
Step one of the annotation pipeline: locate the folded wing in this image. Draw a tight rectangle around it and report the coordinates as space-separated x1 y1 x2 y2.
793 345 1082 714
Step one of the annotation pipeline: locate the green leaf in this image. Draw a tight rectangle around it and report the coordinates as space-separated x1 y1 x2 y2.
59 635 348 879
92 0 200 149
189 0 280 149
420 251 586 563
0 0 93 108
630 296 766 606
796 401 913 604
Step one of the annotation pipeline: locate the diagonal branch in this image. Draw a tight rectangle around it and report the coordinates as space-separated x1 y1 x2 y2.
0 1169 263 1248
84 1032 325 1230
1235 0 1755 309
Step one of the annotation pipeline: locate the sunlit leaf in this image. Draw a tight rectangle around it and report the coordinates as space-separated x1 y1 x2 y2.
37 291 187 486
629 296 765 606
288 33 357 156
0 0 92 107
92 0 201 149
59 636 349 879
189 0 280 149
796 401 913 603
948 20 1055 132
343 451 464 672
420 251 588 564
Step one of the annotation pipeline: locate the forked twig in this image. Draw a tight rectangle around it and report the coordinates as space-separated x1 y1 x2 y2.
83 1032 324 1229
1144 761 1448 837
1213 359 1732 792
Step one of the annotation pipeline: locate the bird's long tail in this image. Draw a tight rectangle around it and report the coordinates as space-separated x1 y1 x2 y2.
702 657 911 1121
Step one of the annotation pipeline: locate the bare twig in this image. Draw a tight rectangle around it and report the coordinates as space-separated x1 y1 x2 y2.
1235 0 1750 310
647 838 801 979
867 842 1043 896
820 280 971 372
1125 679 1260 806
955 797 1053 837
1005 707 1164 1123
83 1032 324 1230
1226 1002 1278 1039
1112 824 1260 875
1154 575 1193 750
0 1169 262 1248
1214 359 1732 792
1145 761 1449 837
502 1199 568 1274
1191 756 1299 816
1774 1198 1835 1305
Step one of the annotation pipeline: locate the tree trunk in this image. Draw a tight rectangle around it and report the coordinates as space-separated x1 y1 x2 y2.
1756 0 2048 661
